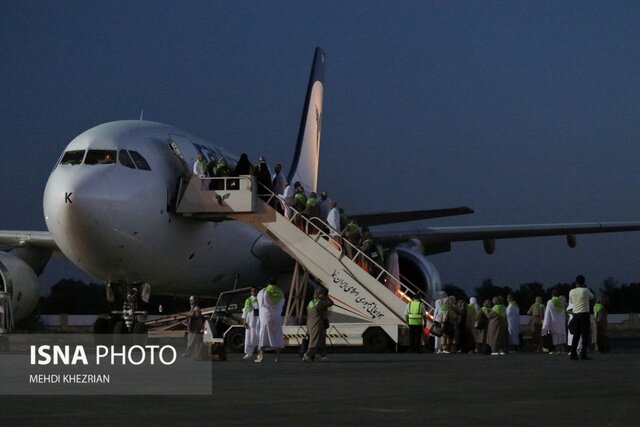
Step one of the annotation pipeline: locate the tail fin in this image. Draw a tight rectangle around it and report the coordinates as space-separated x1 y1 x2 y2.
287 47 325 193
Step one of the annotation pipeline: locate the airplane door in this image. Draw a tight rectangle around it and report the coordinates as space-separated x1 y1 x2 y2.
166 134 196 212
167 134 191 176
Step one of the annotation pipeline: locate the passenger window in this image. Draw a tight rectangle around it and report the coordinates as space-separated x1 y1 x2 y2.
129 151 151 171
85 150 116 165
118 150 136 169
59 150 85 165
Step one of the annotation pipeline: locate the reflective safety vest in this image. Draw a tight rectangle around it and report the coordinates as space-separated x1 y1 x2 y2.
407 300 424 326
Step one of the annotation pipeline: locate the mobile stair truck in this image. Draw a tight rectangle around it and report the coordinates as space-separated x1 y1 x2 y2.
177 175 436 352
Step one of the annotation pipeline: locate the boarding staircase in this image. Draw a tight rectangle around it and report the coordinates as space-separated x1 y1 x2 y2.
175 175 435 331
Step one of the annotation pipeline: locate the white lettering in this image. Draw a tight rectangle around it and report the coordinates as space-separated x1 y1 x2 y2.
128 345 145 365
60 374 110 384
146 345 159 364
32 345 89 365
37 345 51 365
91 345 177 365
71 346 88 365
29 374 60 383
111 345 127 365
159 346 177 365
96 345 109 365
53 345 69 365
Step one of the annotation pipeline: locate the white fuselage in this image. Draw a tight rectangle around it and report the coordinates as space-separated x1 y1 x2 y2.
43 120 285 296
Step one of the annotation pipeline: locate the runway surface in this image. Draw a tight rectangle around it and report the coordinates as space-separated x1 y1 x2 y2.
1 349 638 426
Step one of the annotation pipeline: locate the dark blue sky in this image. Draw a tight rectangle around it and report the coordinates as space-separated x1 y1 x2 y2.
2 2 640 295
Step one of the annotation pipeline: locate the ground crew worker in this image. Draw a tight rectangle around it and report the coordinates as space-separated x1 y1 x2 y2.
405 297 427 353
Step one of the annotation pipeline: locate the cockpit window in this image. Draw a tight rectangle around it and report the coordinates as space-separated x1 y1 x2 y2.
59 150 85 165
118 150 136 169
129 151 151 171
85 150 116 165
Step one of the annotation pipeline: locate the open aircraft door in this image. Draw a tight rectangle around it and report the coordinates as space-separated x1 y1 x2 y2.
167 134 196 212
167 134 193 175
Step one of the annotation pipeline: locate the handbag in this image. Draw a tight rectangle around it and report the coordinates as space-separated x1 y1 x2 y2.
542 332 553 351
474 313 487 330
568 316 577 335
429 321 443 337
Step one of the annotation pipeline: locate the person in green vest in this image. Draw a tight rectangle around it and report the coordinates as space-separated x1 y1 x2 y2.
405 297 427 353
302 288 334 362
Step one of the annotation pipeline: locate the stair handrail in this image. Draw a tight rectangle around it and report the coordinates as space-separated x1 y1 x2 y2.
256 183 435 313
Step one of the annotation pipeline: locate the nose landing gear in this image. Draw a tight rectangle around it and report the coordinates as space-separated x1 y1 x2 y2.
92 283 148 346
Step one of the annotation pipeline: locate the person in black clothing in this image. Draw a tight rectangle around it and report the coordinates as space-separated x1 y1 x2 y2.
256 160 273 201
234 153 253 176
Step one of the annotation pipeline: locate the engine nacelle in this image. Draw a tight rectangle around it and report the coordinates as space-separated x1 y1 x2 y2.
0 251 40 323
394 240 442 303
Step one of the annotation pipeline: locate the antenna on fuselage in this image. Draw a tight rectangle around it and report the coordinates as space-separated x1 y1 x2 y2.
139 109 144 121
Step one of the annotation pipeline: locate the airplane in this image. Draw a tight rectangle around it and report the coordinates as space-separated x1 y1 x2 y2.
2 47 640 331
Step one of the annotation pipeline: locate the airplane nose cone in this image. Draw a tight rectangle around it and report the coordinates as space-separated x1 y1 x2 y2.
44 166 113 266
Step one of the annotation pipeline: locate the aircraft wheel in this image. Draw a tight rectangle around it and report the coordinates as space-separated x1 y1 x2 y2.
131 321 148 346
224 327 245 353
363 327 390 353
113 321 131 347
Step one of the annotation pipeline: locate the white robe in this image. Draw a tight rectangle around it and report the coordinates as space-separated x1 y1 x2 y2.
319 198 333 221
282 185 296 219
272 171 286 196
506 303 521 345
257 288 285 349
433 299 444 351
242 298 260 355
542 300 566 345
327 207 340 235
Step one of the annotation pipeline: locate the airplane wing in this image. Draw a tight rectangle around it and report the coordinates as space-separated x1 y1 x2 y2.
0 231 59 275
374 222 640 255
0 230 59 251
350 207 474 227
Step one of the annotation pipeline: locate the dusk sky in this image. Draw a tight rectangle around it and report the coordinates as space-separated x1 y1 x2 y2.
2 2 640 295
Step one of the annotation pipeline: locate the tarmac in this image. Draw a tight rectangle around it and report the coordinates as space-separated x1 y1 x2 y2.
1 345 639 427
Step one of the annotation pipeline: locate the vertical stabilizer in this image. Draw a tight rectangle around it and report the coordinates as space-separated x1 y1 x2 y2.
287 47 325 193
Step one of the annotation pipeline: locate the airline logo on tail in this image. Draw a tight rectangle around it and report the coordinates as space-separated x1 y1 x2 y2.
287 48 325 193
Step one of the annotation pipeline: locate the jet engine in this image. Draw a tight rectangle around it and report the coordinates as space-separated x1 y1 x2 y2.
0 251 40 323
394 240 442 303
